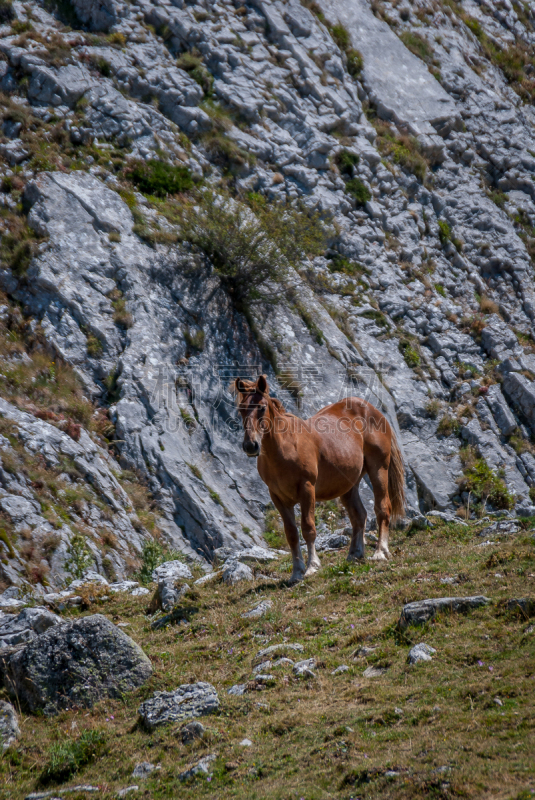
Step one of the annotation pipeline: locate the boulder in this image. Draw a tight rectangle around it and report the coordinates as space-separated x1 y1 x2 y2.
4 614 152 714
179 754 216 781
407 643 436 664
293 658 316 677
138 682 219 731
181 720 205 743
214 546 280 564
0 607 62 649
221 560 254 585
315 533 350 551
399 596 490 628
0 700 19 751
151 560 193 583
241 599 273 619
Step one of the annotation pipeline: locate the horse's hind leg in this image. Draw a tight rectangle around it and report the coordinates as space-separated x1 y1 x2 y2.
270 491 306 582
300 481 321 578
341 479 367 561
367 461 392 560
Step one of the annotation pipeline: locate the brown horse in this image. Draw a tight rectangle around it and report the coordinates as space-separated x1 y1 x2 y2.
235 375 405 582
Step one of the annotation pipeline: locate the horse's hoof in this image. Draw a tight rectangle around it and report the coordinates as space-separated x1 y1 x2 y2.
371 549 389 561
289 569 306 583
304 564 319 578
347 551 365 562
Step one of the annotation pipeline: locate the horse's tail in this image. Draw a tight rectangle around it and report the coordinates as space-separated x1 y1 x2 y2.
388 426 406 523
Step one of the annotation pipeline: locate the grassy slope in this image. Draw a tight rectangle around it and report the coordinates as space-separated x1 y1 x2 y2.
1 519 534 800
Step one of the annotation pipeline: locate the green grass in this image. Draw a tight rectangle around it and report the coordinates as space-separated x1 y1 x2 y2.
2 517 535 799
40 730 107 785
345 178 371 205
127 160 193 197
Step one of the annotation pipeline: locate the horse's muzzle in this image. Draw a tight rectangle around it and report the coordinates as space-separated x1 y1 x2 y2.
243 440 260 457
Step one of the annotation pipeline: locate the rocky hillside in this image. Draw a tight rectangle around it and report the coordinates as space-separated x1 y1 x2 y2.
1 0 535 590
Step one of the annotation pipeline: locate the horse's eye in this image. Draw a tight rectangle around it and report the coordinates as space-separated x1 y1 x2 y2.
258 407 265 416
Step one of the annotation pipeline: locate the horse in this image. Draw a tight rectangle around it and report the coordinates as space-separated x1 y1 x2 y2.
234 375 405 582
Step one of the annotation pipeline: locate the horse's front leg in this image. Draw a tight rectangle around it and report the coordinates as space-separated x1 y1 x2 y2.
270 491 306 582
300 481 321 578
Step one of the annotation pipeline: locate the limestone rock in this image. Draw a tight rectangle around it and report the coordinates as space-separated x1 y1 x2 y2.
399 596 490 628
222 560 254 585
241 599 273 619
138 682 219 731
407 643 436 664
0 700 19 751
0 607 62 649
179 754 216 781
4 614 152 714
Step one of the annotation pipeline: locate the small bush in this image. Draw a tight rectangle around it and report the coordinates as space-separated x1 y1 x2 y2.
128 160 193 197
425 399 440 418
361 308 387 327
345 178 371 206
177 50 213 94
399 339 420 368
479 295 499 315
184 327 205 352
328 256 363 276
41 730 106 785
64 532 93 580
336 149 359 176
86 334 103 357
0 0 14 23
530 486 535 504
374 119 428 181
462 456 515 510
438 219 451 245
346 48 363 77
437 415 461 438
137 539 165 584
435 283 446 297
107 31 126 47
108 231 121 243
400 30 433 61
177 190 330 308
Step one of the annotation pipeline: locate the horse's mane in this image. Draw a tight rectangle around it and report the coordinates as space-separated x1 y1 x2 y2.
231 379 288 416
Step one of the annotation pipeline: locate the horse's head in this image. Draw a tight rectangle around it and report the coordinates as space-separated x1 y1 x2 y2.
234 374 270 458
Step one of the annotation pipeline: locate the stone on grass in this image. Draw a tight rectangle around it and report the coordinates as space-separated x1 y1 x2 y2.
505 598 535 616
227 683 247 696
194 571 221 586
255 642 304 661
179 754 216 781
4 614 152 715
138 682 219 731
241 599 273 619
0 700 19 751
0 607 62 649
132 762 159 779
253 674 276 686
181 720 205 743
117 787 139 797
407 643 436 664
240 738 252 747
293 658 316 677
214 545 279 563
131 587 150 597
222 560 253 585
331 664 349 675
363 665 388 678
399 596 490 628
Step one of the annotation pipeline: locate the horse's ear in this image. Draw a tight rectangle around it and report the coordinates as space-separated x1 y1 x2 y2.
256 374 268 395
235 378 247 395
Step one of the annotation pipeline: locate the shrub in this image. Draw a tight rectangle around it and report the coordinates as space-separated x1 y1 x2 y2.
437 414 461 437
0 0 14 23
425 399 440 418
336 149 359 176
86 334 103 357
438 219 451 245
64 532 93 580
346 48 363 77
400 30 433 61
374 120 428 181
345 178 371 206
399 339 420 368
331 23 350 50
137 539 165 584
184 327 205 352
435 283 446 297
328 256 363 276
479 295 499 315
361 308 387 327
177 190 330 308
461 454 515 510
530 486 535 504
40 730 106 785
177 50 213 95
127 159 193 197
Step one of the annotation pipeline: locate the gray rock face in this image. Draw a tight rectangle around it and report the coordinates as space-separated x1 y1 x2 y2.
4 614 152 714
399 596 490 628
407 643 436 664
152 561 193 583
0 700 19 751
0 607 62 649
71 0 123 31
138 682 219 730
